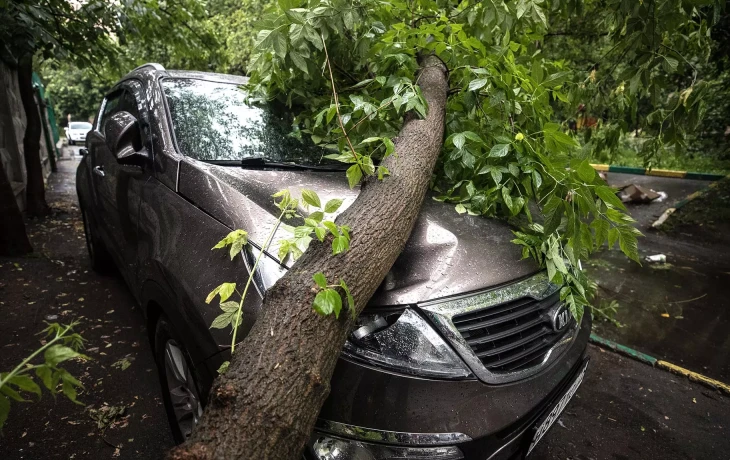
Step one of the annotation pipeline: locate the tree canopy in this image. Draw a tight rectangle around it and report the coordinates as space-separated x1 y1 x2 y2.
240 0 722 319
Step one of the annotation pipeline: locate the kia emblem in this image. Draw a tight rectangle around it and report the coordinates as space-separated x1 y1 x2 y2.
551 305 571 332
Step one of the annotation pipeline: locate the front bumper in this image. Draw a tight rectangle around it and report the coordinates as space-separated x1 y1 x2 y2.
307 312 592 460
306 353 589 460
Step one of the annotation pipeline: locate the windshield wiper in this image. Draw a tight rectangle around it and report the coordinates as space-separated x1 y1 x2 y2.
203 157 348 171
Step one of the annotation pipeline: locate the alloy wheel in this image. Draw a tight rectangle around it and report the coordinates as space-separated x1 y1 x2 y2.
163 340 203 439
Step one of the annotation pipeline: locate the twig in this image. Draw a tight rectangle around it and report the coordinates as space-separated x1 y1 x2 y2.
320 34 360 163
667 293 707 305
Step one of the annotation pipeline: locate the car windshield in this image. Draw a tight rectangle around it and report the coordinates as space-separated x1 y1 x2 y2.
162 78 335 166
70 122 91 130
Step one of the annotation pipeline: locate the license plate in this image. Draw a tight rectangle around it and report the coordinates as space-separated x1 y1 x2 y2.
526 360 589 456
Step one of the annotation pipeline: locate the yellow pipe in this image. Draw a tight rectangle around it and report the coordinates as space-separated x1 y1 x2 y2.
656 360 730 395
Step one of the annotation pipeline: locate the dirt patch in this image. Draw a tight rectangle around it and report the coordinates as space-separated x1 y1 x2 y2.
662 178 730 247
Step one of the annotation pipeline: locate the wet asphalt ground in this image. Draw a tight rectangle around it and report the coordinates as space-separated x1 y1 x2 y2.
0 148 728 459
591 173 730 383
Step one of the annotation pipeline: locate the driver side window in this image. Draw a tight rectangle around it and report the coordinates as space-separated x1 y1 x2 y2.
99 92 121 133
99 90 142 134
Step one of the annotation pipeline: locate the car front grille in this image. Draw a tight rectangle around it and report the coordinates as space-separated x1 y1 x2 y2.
451 291 570 374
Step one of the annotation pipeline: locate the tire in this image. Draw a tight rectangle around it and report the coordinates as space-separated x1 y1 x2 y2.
80 206 113 273
69 139 75 146
154 315 205 444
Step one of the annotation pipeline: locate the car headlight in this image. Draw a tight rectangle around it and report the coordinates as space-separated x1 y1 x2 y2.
310 435 464 460
342 308 472 379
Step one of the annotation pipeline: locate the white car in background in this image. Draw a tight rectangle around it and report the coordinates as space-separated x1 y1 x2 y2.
65 122 92 145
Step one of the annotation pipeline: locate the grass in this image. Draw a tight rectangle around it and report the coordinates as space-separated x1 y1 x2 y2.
589 137 730 174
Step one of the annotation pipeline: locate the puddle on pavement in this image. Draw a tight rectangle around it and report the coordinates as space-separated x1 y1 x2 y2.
588 249 730 382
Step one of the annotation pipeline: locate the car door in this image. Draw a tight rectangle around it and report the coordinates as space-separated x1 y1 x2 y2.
88 81 151 287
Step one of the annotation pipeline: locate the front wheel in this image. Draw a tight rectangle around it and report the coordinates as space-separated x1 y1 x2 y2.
154 316 204 444
69 139 75 146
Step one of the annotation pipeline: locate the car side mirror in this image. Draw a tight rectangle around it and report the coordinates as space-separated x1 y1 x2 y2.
79 148 88 157
104 111 150 166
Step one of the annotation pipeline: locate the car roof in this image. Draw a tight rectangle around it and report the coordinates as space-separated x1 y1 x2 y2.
120 64 249 87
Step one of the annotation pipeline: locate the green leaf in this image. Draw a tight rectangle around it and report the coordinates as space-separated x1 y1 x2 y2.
489 144 510 157
346 164 363 189
301 189 321 208
206 282 237 304
220 301 239 313
608 227 620 248
595 186 627 211
289 50 309 74
324 199 344 213
455 203 467 214
618 226 641 263
332 235 350 254
542 196 564 235
468 78 488 91
273 31 287 60
210 312 233 329
576 160 595 182
217 361 230 375
1 384 25 402
314 226 327 241
230 238 245 260
313 288 342 318
7 375 41 398
591 218 610 249
44 345 82 366
313 272 327 288
360 156 375 175
383 138 395 157
339 280 356 319
309 211 324 222
453 132 466 150
35 366 53 391
322 221 339 236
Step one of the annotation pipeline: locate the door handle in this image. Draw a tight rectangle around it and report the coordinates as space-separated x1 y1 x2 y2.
93 165 105 177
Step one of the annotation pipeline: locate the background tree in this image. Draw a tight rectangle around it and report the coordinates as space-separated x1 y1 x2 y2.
171 0 722 459
0 0 218 255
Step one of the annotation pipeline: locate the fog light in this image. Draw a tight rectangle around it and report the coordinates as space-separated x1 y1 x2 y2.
310 435 464 460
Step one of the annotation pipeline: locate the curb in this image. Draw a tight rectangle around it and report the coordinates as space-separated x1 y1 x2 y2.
650 174 730 228
590 164 725 181
589 333 657 366
589 333 730 396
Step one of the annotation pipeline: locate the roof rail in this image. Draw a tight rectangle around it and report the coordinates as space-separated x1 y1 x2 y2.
130 63 166 73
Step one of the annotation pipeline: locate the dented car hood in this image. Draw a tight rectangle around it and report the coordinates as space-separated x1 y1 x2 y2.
178 159 539 306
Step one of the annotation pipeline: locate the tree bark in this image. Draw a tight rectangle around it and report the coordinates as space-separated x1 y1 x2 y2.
0 156 32 255
17 55 50 218
168 55 449 460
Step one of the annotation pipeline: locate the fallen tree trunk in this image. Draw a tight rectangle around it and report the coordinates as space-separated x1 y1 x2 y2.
17 55 50 218
169 54 449 460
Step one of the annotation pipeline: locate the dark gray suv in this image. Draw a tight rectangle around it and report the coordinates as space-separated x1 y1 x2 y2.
76 63 591 460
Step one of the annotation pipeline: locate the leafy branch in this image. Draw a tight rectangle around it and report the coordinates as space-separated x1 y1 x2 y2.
207 188 353 374
0 322 88 431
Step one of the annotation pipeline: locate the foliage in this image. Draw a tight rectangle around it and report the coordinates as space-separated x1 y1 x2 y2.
3 0 220 124
0 322 87 432
542 0 727 167
208 0 277 74
41 62 112 123
240 0 727 318
206 189 353 374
